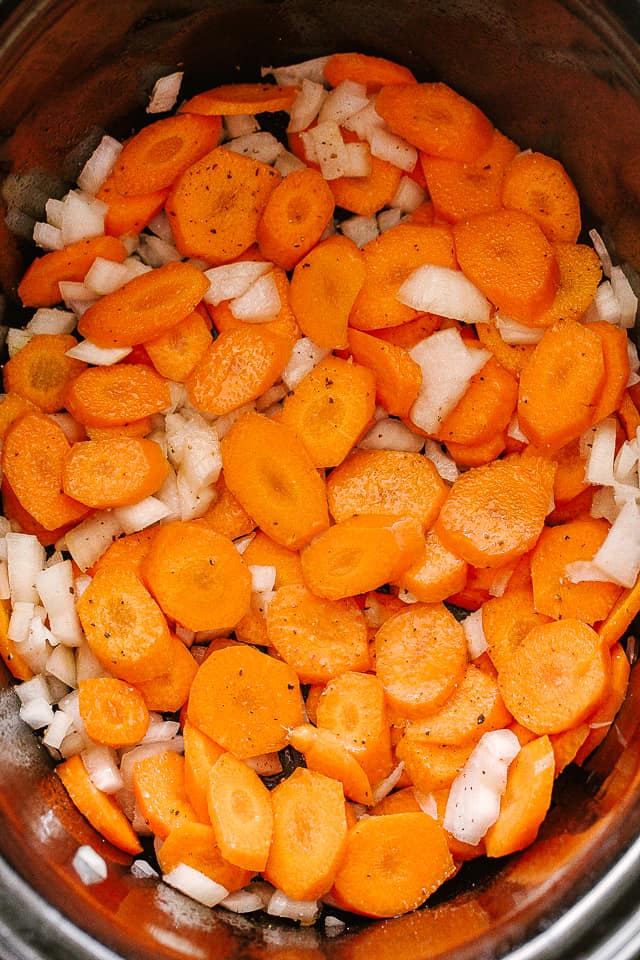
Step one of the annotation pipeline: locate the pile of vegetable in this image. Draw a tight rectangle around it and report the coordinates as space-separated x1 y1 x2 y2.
1 50 639 925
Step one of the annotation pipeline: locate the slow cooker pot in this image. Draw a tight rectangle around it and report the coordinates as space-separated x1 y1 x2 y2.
1 1 640 958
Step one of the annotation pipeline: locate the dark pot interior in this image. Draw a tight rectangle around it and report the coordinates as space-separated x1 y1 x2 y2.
1 2 640 959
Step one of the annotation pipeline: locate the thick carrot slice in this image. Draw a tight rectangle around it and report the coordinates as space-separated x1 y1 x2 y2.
375 82 493 161
3 334 86 414
142 521 251 632
181 82 298 116
156 821 252 892
186 325 292 417
193 472 256 541
301 514 424 601
78 678 149 748
0 479 72 547
329 130 403 218
349 224 456 331
145 307 213 382
436 354 518 446
57 754 142 855
279 355 376 468
187 644 303 759
619 390 640 440
550 723 591 776
241 530 304 588
484 736 555 857
589 320 631 423
64 364 170 428
397 527 468 603
62 437 169 509
132 751 199 840
17 236 127 307
332 813 455 918
501 151 581 243
396 736 473 793
347 328 422 418
76 565 174 683
78 260 210 348
256 167 335 271
530 518 622 624
183 720 224 823
2 412 89 530
575 642 630 763
113 114 222 195
323 52 416 91
220 412 329 550
97 174 169 237
546 486 594 526
166 147 281 263
133 634 198 713
482 585 551 674
265 767 347 901
288 724 373 804
453 209 560 323
497 619 611 735
598 577 640 648
0 598 33 681
523 438 589 505
206 752 273 872
369 785 421 816
526 242 602 327
266 582 370 684
92 528 154 577
435 455 556 568
326 450 447 530
374 603 467 720
517 320 605 450
289 234 365 350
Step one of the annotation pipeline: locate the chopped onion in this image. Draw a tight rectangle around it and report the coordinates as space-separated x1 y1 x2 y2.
72 845 108 885
230 271 281 321
58 280 98 315
372 761 405 804
282 337 331 389
114 497 170 535
390 176 426 212
45 198 65 228
627 340 640 386
82 744 123 793
170 412 222 491
224 114 260 139
6 328 32 357
463 608 487 659
588 228 613 277
274 149 307 177
75 643 107 683
318 80 369 127
340 214 379 247
33 221 63 251
224 131 284 165
8 601 35 644
65 511 124 572
46 644 77 689
163 863 229 907
507 412 529 443
36 560 84 646
267 889 319 923
611 265 638 329
256 383 288 412
147 72 183 114
413 789 438 818
307 121 349 180
203 260 272 306
495 314 544 345
77 135 123 194
358 417 424 453
342 140 372 178
590 485 619 524
244 752 282 776
60 190 107 246
343 100 385 141
377 208 404 234
146 211 174 242
369 126 417 172
423 438 459 483
584 416 617 486
20 697 55 730
261 56 330 88
219 887 266 914
399 265 490 325
248 564 277 593
137 234 181 268
131 859 159 880
43 709 74 750
143 715 181 743
584 281 620 325
83 257 132 296
26 308 76 335
14 673 52 706
6 532 45 605
288 78 328 133
614 437 639 485
571 499 640 587
48 412 86 444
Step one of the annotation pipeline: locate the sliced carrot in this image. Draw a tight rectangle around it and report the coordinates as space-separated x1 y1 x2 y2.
92 528 154 577
133 634 198 713
453 209 560 323
619 390 640 440
435 454 556 568
369 785 421 816
64 363 170 428
301 514 424 601
0 393 37 439
0 598 33 681
97 174 168 237
288 724 373 804
375 82 493 161
279 355 376 467
436 354 518 446
588 320 631 423
132 751 199 840
183 719 224 823
144 307 213 382
193 472 256 541
241 530 304 588
598 577 640 648
501 151 581 243
526 242 602 327
446 431 509 467
266 582 370 684
186 324 291 417
550 724 591 777
76 565 174 683
78 677 149 748
370 311 441 349
78 260 210 348
482 585 552 674
3 334 86 413
517 320 605 450
484 736 555 857
62 437 169 509
329 130 403 218
142 521 251 632
256 167 335 271
323 52 416 91
220 411 329 550
207 752 273 872
113 114 222 196
57 754 142 855
575 642 630 763
187 644 303 758
397 527 468 603
347 329 422 418
546 486 595 526
523 438 589 505
85 418 152 441
166 146 281 263
17 236 127 307
156 821 252 891
0 479 73 547
289 234 365 350
396 736 473 793
181 82 298 116
475 316 536 376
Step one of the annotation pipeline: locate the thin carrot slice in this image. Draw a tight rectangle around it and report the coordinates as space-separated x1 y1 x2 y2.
435 455 556 568
482 585 552 674
523 438 589 505
475 316 536 376
279 355 376 468
241 530 304 588
301 514 425 601
193 472 256 541
206 752 273 872
62 437 169 509
57 754 142 854
113 114 222 195
145 307 213 382
76 565 174 683
256 167 335 271
132 751 200 840
550 724 591 777
156 821 252 891
78 260 210 348
375 82 493 161
220 411 329 550
347 329 422 419
183 719 224 823
575 642 630 763
142 521 251 632
0 479 73 547
133 634 198 713
369 785 421 816
326 450 447 529
289 234 365 350
181 82 298 116
546 486 595 526
266 582 370 684
0 394 37 439
329 130 403 218
497 619 611 735
78 678 149 748
288 724 373 804
396 736 473 793
166 147 281 263
0 598 33 681
501 151 581 243
92 529 154 577
3 334 86 414
517 320 605 450
370 312 441 349
397 527 468 604
526 242 602 327
64 363 170 429
17 236 127 307
97 174 169 237
436 353 518 446
589 320 632 423
324 52 416 91
598 577 640 648
187 644 303 759
443 428 504 465
85 418 151 441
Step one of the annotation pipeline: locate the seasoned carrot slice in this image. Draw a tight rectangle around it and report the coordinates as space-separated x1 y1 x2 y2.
181 82 298 116
619 390 640 440
0 479 73 547
241 530 304 588
288 724 373 805
145 307 213 382
85 418 152 441
575 642 630 763
187 645 304 759
347 328 422 418
92 528 154 577
598 577 640 648
397 527 468 604
476 317 536 377
17 236 127 307
589 320 631 423
396 736 473 793
57 754 142 855
370 312 441 349
0 393 37 439
193 472 256 541
220 412 329 550
444 431 508 468
256 167 335 271
482 586 552 674
436 354 518 447
97 174 169 237
142 521 252 632
132 751 200 840
527 242 602 327
501 151 581 243
78 261 210 348
78 678 149 749
207 752 274 872
183 720 224 823
62 437 169 509
156 821 252 891
3 334 86 414
522 438 589 505
323 52 416 91
133 634 198 713
64 363 170 428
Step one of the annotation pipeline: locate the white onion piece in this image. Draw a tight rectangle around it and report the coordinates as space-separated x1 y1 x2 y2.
413 789 438 819
224 114 260 139
43 709 74 750
60 190 107 245
399 265 490 325
146 211 174 242
6 533 45 605
495 314 544 345
122 257 153 282
65 511 124 572
343 100 385 140
340 214 379 247
72 846 108 886
83 257 131 296
147 72 183 114
627 340 640 386
308 121 349 180
21 616 54 674
163 863 229 907
358 417 424 453
137 235 181 268
507 412 529 443
614 438 639 484
26 308 76 335
20 697 55 729
203 260 272 306
82 744 123 793
611 265 638 329
248 564 277 593
390 176 426 213
584 281 620 325
45 198 65 228
261 55 330 87
58 280 97 311
318 79 369 126
372 761 405 804
131 860 159 880
114 497 170 535
299 130 318 164
36 560 84 646
6 328 32 357
584 416 617 486
212 401 256 440
423 438 459 483
463 608 487 659
564 560 614 583
274 149 307 177
377 208 404 234
78 135 122 194
282 337 330 389
33 221 63 251
342 141 372 178
75 643 109 683
219 888 265 914
46 644 77 689
170 413 222 490
47 412 87 444
369 126 417 172
591 486 620 524
229 272 282 322
14 673 52 706
267 889 319 922
256 383 288 412
588 228 613 278
287 78 328 133
573 500 640 587
224 131 283 165
8 601 35 644
244 752 282 776
143 716 181 743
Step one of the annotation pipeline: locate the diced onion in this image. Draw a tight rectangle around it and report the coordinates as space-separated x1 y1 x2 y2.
6 328 32 357
248 564 277 593
82 744 124 793
495 314 544 345
342 140 372 178
220 888 266 914
203 260 272 306
46 644 77 688
413 789 438 818
390 176 426 212
369 126 417 172
261 55 330 87
83 257 132 296
584 416 617 486
77 135 123 194
377 208 404 234
163 863 229 907
43 709 74 750
8 601 35 644
317 80 369 127
36 560 84 646
60 190 107 246
224 131 284 165
584 281 621 325
287 78 328 133
462 608 487 659
244 752 282 776
571 499 640 587
342 101 385 141
14 673 53 706
6 532 45 605
224 114 260 139
230 272 282 322
65 511 125 572
340 214 379 247
611 265 638 329
33 221 63 251
308 121 349 181
399 265 490 325
72 845 108 885
137 235 182 268
146 72 183 114
26 308 76 335
267 889 320 922
114 497 170 535
19 697 55 730
131 859 159 879
371 761 405 804
282 337 331 389
588 228 613 278
358 417 424 453
274 149 307 177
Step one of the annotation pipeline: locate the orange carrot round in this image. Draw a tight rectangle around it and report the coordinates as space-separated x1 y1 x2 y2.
3 334 86 413
62 437 169 508
501 150 581 243
256 167 335 271
207 752 274 872
64 363 170 427
78 677 149 748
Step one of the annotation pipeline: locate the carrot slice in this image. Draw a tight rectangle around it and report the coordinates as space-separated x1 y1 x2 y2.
288 724 373 804
57 754 142 855
78 677 149 748
331 813 455 918
133 634 198 713
436 353 518 446
526 242 602 328
144 307 213 382
375 82 493 161
183 719 224 823
187 645 303 759
598 576 640 648
256 167 335 271
132 751 199 840
85 418 151 442
205 752 274 872
62 437 169 509
589 320 631 423
92 528 154 577
193 472 256 541
397 527 468 604
329 130 403 218
64 363 170 428
454 209 560 323
575 642 630 763
166 146 281 263
396 736 473 793
347 328 422 418
241 530 304 588
142 521 251 632
78 260 210 348
501 151 581 243
475 316 535 376
619 390 640 440
113 114 222 195
156 821 252 891
522 437 589 505
220 411 329 550
482 585 551 674
0 394 37 439
17 236 127 307
370 312 441 349
435 455 556 568
3 334 86 414
181 82 298 116
374 603 467 720
323 52 416 91
0 598 33 681
96 174 169 237
209 267 300 347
